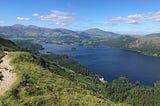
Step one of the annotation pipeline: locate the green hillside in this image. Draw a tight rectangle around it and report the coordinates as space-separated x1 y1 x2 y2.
88 36 160 57
128 36 160 56
41 53 160 106
1 37 160 105
0 37 19 60
0 37 18 51
0 52 130 106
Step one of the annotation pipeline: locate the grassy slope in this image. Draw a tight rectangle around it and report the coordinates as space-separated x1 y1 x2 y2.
0 52 130 106
0 37 18 51
88 36 160 57
111 36 160 57
41 53 109 99
129 36 160 56
41 53 160 106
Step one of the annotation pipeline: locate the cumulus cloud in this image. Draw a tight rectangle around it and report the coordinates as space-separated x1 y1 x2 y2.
110 13 152 24
100 11 160 26
153 11 160 21
32 13 39 17
16 17 30 21
34 10 75 25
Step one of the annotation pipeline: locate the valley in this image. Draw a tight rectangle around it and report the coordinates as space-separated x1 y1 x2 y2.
1 24 160 57
0 25 160 105
39 42 160 85
1 0 160 105
0 39 130 106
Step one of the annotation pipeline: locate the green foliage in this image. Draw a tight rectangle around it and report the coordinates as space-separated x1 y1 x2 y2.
41 53 94 76
41 54 105 103
41 53 109 97
0 52 128 106
41 53 160 106
105 77 160 106
3 35 160 105
13 40 43 54
107 77 132 102
0 51 5 60
0 37 19 51
87 36 160 57
130 37 160 56
88 36 137 49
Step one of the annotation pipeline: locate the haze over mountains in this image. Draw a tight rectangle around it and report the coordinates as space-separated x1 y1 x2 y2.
1 24 160 57
0 24 121 39
147 33 160 36
0 24 159 40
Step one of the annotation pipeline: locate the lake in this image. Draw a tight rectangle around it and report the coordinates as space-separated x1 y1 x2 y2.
39 42 160 85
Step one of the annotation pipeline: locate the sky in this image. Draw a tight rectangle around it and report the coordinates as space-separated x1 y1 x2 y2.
0 0 160 34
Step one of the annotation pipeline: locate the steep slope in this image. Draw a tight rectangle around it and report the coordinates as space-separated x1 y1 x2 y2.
127 36 160 56
89 35 160 57
2 36 160 105
0 37 130 105
0 37 18 51
0 52 130 106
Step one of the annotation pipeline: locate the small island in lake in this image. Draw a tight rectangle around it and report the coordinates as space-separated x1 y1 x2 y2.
71 47 77 51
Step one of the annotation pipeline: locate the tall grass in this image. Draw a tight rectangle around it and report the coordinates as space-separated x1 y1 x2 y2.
0 52 131 106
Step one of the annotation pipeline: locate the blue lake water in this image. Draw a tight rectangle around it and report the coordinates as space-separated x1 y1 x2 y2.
39 42 160 85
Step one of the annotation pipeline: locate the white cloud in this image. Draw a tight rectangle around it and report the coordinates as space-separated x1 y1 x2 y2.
101 11 160 26
16 17 30 21
32 13 39 17
110 14 150 24
0 20 5 24
99 22 116 26
153 11 160 21
34 10 75 25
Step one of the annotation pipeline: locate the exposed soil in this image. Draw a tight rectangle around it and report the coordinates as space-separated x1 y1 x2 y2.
0 52 16 96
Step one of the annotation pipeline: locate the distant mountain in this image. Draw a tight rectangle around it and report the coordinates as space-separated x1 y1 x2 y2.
0 25 120 38
0 24 81 38
0 24 122 44
78 28 121 38
147 33 160 36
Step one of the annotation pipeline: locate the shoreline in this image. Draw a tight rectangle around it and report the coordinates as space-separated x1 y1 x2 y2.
39 42 160 86
39 41 160 58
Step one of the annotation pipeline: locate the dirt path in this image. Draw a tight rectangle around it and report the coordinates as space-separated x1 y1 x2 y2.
0 52 16 96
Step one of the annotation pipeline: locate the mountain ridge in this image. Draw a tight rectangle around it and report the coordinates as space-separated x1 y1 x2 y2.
147 33 160 36
0 24 120 38
0 24 160 37
79 28 121 38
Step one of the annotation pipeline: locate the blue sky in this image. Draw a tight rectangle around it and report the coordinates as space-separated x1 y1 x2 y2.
0 0 160 34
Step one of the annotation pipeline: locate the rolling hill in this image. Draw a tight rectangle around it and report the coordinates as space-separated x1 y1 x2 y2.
79 28 121 38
